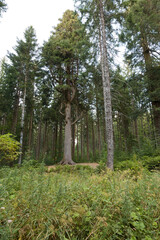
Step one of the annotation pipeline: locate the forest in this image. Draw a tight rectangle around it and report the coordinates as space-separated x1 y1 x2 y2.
0 0 160 239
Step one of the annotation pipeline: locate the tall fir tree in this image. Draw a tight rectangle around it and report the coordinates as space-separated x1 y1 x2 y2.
42 10 92 164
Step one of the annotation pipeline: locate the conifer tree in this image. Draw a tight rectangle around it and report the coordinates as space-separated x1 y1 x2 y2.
75 0 116 169
120 0 160 145
42 10 91 164
7 26 38 164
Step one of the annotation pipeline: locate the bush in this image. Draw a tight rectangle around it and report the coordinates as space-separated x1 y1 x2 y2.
0 134 20 164
142 156 160 171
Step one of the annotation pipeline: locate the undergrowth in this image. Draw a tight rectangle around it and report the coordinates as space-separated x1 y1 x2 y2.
0 166 160 240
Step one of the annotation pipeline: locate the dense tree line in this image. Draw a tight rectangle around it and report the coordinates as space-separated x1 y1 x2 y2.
0 0 159 169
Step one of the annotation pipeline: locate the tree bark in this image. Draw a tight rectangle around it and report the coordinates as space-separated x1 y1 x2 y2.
58 120 63 159
43 121 48 155
11 92 19 134
76 122 79 161
72 123 75 161
92 120 95 157
60 102 75 164
86 113 89 162
52 122 58 159
28 110 33 151
81 118 84 160
152 101 160 145
36 121 41 160
96 102 101 153
99 0 114 169
19 75 27 165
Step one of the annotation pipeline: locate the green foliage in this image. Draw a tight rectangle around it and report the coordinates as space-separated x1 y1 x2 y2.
0 167 159 239
0 134 20 164
115 159 143 173
115 154 160 172
142 156 160 171
0 0 7 17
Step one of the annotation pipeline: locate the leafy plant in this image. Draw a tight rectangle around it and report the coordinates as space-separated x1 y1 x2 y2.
0 167 159 239
0 134 20 164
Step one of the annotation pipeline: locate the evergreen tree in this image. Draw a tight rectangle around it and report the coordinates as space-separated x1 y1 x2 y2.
74 0 118 169
42 10 92 164
6 26 38 164
120 0 160 145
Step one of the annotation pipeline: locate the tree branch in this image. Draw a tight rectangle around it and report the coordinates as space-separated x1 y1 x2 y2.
59 103 65 116
72 111 83 125
70 87 76 102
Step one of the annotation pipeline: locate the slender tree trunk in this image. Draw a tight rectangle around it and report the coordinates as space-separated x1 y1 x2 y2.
72 123 75 161
86 113 89 162
36 121 41 160
76 122 79 161
58 120 63 159
134 119 140 147
92 120 95 157
19 75 27 165
43 121 48 155
117 116 122 150
99 0 114 169
81 118 83 160
152 101 160 145
60 102 75 164
1 115 6 135
146 114 152 140
96 105 101 153
52 122 58 159
28 110 33 151
11 93 19 134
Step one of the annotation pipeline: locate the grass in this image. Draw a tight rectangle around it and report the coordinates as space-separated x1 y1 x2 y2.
0 165 160 240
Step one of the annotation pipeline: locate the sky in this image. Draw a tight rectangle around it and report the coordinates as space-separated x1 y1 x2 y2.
0 0 74 61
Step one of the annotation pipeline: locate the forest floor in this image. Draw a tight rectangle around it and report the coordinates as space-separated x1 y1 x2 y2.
48 162 99 171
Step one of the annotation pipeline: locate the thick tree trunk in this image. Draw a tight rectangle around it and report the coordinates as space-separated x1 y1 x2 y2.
99 0 114 169
60 102 75 165
19 76 27 165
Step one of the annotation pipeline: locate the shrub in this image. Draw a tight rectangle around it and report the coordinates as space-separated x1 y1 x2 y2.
142 156 160 171
0 134 20 164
